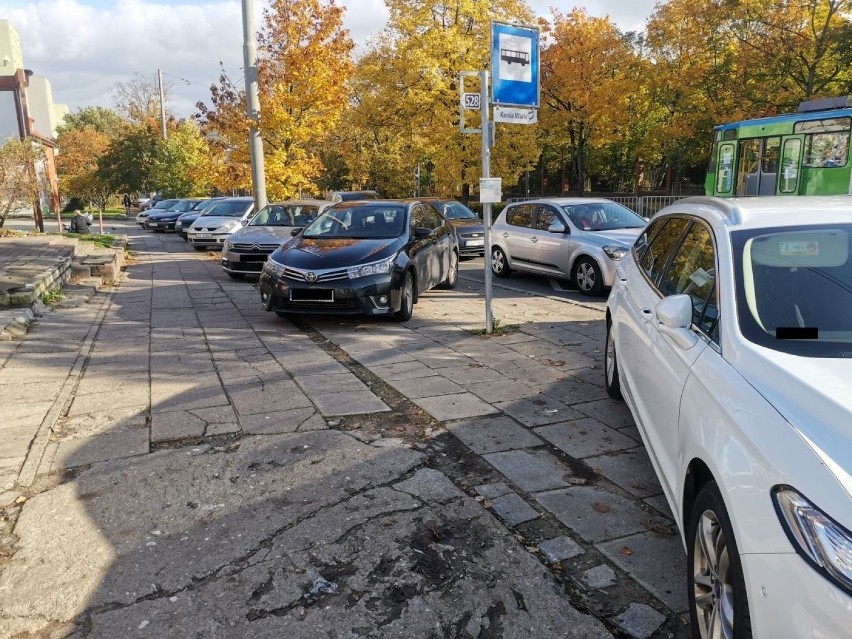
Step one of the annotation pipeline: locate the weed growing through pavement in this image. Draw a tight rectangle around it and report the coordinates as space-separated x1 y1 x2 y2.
41 288 63 305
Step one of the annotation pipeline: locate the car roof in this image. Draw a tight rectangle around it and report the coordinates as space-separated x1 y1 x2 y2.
268 199 333 207
658 196 852 230
506 197 614 206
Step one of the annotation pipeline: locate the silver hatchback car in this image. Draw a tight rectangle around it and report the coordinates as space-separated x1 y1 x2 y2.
491 198 646 295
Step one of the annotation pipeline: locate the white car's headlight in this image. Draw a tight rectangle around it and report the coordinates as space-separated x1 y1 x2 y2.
774 486 852 594
347 256 394 280
218 220 241 232
603 245 629 261
222 239 232 251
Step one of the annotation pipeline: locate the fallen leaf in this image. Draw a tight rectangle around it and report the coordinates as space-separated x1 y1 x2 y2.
592 502 611 513
619 546 633 556
567 477 588 485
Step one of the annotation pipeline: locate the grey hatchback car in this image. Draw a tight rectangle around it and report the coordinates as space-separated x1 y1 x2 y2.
491 198 646 295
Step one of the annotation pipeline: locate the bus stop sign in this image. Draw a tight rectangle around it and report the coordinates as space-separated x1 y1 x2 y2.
491 22 540 108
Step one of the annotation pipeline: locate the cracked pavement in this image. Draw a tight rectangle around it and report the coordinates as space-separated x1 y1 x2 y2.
0 223 688 638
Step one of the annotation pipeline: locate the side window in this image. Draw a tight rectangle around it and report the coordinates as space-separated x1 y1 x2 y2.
421 204 443 230
507 204 534 228
535 206 561 231
658 223 718 339
411 205 425 230
638 218 690 286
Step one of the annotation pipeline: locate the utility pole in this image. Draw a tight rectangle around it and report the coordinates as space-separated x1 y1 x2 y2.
480 70 494 334
157 68 167 140
241 0 267 209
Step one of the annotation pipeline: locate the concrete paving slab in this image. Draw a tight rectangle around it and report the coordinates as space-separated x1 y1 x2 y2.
413 392 499 421
351 348 415 367
535 486 653 543
438 364 506 384
465 378 539 403
583 564 617 589
53 428 150 469
597 532 688 612
574 399 636 429
585 448 663 498
388 375 464 399
228 379 313 416
238 408 320 434
448 415 543 455
614 602 667 639
540 377 610 404
57 407 147 438
494 396 583 427
538 535 585 563
308 390 390 416
643 495 674 518
368 360 437 380
534 418 638 459
489 492 540 525
474 482 513 500
151 411 206 442
394 468 464 502
293 372 365 393
482 449 570 493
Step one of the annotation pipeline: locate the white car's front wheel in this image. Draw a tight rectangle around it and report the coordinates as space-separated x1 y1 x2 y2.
688 482 751 639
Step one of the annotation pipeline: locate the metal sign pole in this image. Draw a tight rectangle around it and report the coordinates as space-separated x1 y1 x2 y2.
480 70 494 335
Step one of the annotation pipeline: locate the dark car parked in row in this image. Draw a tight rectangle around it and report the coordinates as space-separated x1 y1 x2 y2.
259 200 458 321
145 199 207 231
329 190 381 203
426 198 485 257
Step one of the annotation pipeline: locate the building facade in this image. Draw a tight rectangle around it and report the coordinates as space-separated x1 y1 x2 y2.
0 19 65 222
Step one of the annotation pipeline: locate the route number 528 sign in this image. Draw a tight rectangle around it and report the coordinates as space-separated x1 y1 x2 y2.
462 93 481 110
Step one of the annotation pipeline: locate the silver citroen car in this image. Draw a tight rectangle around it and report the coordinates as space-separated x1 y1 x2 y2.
490 198 646 295
221 199 333 279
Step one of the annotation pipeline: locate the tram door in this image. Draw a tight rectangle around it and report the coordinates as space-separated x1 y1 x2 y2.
735 137 780 195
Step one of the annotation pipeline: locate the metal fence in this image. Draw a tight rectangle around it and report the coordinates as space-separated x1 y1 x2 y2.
504 194 690 218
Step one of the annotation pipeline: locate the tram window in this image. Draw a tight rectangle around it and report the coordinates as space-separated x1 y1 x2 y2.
804 131 850 168
762 137 780 173
794 117 851 134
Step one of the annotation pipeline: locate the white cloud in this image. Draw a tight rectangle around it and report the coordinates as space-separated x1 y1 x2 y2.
4 0 653 119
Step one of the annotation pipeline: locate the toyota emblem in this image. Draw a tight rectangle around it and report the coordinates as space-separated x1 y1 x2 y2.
305 272 318 282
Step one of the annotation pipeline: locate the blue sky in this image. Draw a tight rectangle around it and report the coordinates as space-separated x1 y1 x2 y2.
3 0 655 119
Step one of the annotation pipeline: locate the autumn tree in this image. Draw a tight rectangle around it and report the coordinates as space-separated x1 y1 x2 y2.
198 0 354 200
0 138 43 229
539 9 644 193
342 0 539 199
114 72 171 126
150 120 215 197
55 126 113 213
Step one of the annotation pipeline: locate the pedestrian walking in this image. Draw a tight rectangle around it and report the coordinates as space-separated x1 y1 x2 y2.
123 193 132 216
68 210 91 234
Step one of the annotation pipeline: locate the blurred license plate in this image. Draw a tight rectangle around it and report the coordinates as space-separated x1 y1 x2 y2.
290 288 334 302
148 222 159 227
195 233 211 239
466 239 484 246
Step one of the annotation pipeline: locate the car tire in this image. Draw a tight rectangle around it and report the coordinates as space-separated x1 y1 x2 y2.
491 247 511 278
394 271 414 322
441 251 459 289
688 481 751 639
192 245 206 251
604 320 622 400
572 257 604 296
227 273 245 280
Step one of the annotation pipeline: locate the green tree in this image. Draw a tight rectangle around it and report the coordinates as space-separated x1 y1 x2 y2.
150 121 214 197
56 106 124 138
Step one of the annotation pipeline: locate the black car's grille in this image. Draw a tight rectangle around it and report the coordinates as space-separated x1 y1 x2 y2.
231 242 281 252
282 266 349 282
274 298 360 312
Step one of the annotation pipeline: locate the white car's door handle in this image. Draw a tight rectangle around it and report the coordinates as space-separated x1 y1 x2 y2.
530 237 538 243
641 308 653 323
502 232 509 238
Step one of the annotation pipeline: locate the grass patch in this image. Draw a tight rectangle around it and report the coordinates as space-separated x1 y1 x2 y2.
41 288 63 305
72 233 118 249
469 318 520 337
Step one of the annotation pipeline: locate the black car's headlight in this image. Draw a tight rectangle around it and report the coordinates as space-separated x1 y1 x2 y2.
602 245 628 261
347 256 394 279
264 257 286 278
774 486 852 595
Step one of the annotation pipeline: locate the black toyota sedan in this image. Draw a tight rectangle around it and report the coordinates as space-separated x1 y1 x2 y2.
145 198 206 231
426 199 485 257
259 200 459 321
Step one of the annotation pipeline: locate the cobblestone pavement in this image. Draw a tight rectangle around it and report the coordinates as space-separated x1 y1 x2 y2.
0 223 689 638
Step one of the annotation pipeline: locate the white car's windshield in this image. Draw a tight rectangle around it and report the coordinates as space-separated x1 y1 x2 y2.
734 224 852 356
562 202 645 231
250 204 319 227
303 205 406 239
201 200 252 217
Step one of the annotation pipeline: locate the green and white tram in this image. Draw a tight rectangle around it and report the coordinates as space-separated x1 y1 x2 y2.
706 96 852 197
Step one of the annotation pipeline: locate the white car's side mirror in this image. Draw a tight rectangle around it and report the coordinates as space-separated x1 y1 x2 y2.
655 294 698 350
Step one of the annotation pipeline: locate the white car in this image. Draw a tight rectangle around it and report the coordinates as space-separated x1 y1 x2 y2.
605 196 852 637
187 197 256 249
491 198 645 295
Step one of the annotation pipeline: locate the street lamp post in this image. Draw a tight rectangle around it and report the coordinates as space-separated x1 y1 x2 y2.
241 0 267 210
